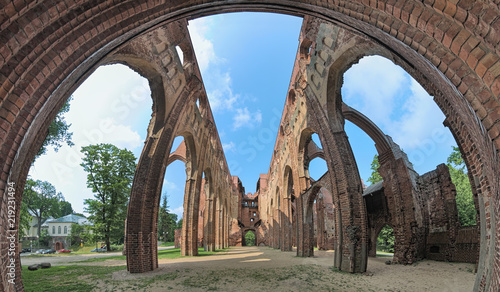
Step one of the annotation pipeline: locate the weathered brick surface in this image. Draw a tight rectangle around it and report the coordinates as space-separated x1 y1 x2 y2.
1 1 500 291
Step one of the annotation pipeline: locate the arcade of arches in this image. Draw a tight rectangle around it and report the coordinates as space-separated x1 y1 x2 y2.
1 2 500 291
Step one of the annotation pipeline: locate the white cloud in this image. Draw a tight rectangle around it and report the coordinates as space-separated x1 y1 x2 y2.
188 18 218 72
188 18 241 113
390 79 450 150
28 64 152 215
206 71 239 111
172 206 184 219
162 178 178 192
343 55 455 170
233 107 262 130
343 56 407 128
222 141 236 152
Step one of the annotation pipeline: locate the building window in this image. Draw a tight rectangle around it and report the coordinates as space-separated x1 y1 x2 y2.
58 226 61 234
52 226 55 234
253 212 256 216
64 226 67 234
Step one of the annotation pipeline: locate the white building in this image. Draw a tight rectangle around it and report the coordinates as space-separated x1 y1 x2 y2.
46 214 90 249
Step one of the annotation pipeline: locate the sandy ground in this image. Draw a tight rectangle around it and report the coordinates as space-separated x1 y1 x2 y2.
86 246 476 291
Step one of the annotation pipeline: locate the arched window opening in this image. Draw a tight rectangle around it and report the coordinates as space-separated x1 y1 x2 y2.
160 159 187 246
376 225 394 256
170 136 185 154
311 133 323 149
341 55 478 269
25 63 152 254
308 158 328 181
244 230 256 246
176 45 185 64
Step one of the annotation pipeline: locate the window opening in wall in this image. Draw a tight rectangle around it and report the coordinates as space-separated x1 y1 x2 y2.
244 230 256 246
176 45 184 64
376 225 394 256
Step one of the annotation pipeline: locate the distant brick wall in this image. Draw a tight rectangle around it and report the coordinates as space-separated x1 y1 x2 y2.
174 229 182 249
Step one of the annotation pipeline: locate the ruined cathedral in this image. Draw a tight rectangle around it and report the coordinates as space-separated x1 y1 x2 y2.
1 2 499 292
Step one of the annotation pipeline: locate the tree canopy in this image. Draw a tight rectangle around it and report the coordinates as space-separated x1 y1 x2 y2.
446 146 476 226
35 97 74 160
81 143 136 251
367 154 382 185
22 179 66 237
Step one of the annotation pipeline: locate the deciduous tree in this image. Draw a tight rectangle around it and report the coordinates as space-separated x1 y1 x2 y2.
35 97 74 160
22 179 63 237
81 143 136 252
447 146 476 226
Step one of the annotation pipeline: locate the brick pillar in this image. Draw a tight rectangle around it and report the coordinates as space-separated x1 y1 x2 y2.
273 208 280 249
181 178 199 256
204 198 216 251
281 197 293 251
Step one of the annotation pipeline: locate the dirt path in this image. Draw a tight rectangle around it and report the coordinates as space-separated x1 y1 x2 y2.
94 246 476 291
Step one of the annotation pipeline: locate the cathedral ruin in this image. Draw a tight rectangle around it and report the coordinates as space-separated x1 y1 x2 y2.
1 1 499 291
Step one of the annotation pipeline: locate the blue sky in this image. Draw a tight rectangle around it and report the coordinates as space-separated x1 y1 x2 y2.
28 12 456 219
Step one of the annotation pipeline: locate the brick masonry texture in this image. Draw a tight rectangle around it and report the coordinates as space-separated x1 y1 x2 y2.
1 1 499 291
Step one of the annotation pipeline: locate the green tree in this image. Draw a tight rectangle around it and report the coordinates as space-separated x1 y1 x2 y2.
81 143 136 252
447 146 476 226
376 225 394 253
176 218 183 230
22 179 63 237
367 155 383 185
36 97 74 160
18 199 32 239
39 229 52 247
157 193 178 242
69 222 94 246
244 231 256 246
50 199 74 219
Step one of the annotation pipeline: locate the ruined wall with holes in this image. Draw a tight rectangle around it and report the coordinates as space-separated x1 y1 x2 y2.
363 161 479 264
2 1 500 291
419 163 480 263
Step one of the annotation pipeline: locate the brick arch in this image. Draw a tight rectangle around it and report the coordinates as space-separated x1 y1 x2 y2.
102 56 167 134
301 183 324 257
281 165 294 251
202 167 217 251
341 100 426 264
167 139 188 166
341 103 391 155
1 1 500 291
242 228 257 246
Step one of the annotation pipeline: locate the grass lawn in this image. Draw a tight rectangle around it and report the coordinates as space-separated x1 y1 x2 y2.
22 247 228 291
22 265 126 292
376 251 394 257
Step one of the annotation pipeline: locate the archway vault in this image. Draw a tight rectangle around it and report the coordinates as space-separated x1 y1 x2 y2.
1 1 500 291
